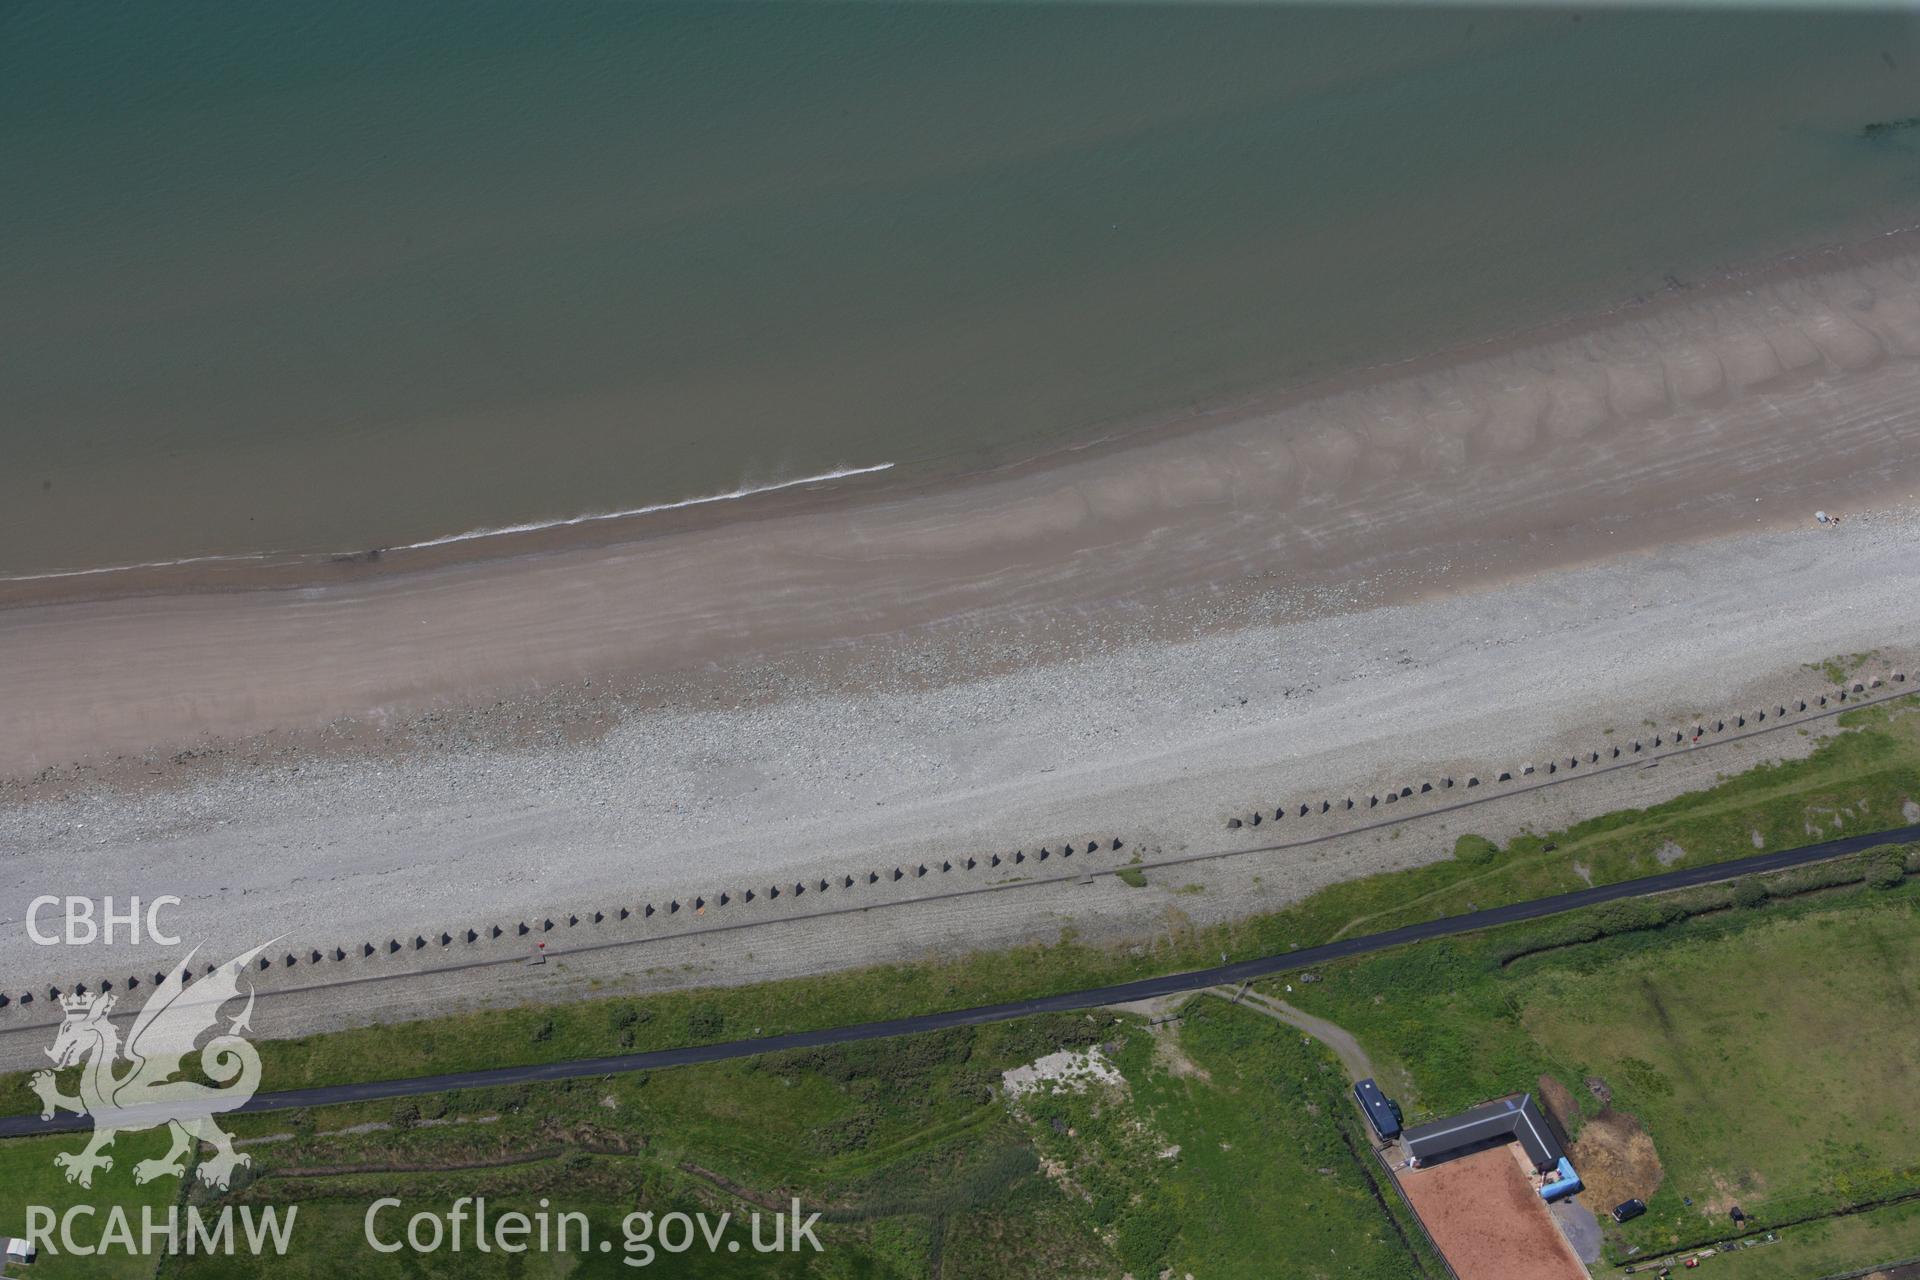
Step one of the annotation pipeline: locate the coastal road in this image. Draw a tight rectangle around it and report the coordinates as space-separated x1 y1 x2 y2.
4 823 1912 1139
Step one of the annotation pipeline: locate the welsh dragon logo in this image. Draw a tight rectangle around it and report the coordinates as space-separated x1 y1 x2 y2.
31 941 272 1190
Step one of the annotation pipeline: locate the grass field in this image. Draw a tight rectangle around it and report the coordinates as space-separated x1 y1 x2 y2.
3 1016 1109 1278
1523 901 1920 1217
1280 867 1920 1268
0 1003 1435 1279
1010 998 1432 1279
1593 1197 1920 1279
0 1134 177 1280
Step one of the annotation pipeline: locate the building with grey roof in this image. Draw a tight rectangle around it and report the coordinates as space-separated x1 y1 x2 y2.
1402 1092 1563 1172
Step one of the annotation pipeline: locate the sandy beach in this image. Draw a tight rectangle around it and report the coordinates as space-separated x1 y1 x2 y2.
5 243 1920 1001
8 245 1920 776
0 513 1915 1013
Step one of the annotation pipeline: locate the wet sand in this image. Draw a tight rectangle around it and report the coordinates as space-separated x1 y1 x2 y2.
6 244 1920 783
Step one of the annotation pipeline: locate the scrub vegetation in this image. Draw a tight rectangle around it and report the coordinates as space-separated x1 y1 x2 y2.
6 1005 1435 1278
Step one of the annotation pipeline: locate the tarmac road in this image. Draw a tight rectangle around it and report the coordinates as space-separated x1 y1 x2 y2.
3 823 1914 1139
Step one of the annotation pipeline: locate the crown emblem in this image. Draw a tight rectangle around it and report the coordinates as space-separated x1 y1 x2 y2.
60 992 101 1013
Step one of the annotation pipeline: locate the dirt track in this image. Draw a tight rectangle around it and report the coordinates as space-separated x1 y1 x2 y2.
1213 986 1377 1083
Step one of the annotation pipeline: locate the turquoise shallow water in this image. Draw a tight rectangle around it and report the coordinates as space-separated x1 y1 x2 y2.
3 2 1919 574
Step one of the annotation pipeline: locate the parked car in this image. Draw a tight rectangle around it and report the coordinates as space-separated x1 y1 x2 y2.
1612 1198 1648 1223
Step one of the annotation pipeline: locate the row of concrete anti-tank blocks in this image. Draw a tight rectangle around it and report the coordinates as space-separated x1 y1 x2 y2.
1226 674 1907 831
0 837 1127 1013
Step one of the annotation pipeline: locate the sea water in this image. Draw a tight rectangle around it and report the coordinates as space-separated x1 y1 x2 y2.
4 2 1918 575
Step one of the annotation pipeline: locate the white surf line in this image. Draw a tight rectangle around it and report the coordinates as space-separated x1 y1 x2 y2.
392 461 897 551
0 550 284 584
0 463 897 582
